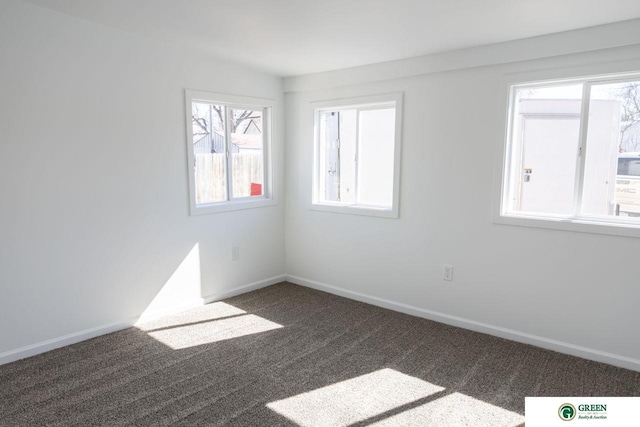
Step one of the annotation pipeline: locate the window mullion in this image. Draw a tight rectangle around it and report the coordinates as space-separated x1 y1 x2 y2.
573 83 592 218
316 111 323 203
261 107 268 198
225 106 233 201
354 109 360 205
336 112 342 202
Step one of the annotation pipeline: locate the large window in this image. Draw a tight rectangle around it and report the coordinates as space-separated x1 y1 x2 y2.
500 73 640 231
185 90 274 214
312 94 403 218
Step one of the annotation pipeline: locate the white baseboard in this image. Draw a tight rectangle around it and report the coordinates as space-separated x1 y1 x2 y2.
0 275 287 367
0 319 136 366
202 274 287 303
286 274 640 372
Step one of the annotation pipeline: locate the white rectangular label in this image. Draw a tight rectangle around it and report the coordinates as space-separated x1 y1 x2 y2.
525 397 640 426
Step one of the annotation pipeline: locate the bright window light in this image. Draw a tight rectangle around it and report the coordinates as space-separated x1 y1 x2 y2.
312 94 403 218
137 301 247 330
137 243 203 322
368 392 524 427
142 313 282 350
185 90 275 215
138 302 285 350
266 368 444 426
267 368 524 426
501 73 640 231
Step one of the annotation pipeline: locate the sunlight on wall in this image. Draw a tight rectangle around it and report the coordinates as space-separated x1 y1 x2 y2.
266 368 444 426
267 368 524 427
139 243 203 321
138 300 283 350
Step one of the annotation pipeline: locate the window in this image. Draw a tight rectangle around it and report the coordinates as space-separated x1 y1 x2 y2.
185 90 274 214
500 73 640 232
312 94 403 218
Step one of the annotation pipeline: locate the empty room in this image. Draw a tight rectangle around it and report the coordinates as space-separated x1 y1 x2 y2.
1 0 640 425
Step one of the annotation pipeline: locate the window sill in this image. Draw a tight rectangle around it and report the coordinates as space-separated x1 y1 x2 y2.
493 212 640 239
310 202 398 219
190 197 276 216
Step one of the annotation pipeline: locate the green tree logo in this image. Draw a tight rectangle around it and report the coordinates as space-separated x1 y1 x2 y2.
558 403 576 421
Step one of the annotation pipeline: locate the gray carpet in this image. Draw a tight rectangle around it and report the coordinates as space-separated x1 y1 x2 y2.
1 282 638 426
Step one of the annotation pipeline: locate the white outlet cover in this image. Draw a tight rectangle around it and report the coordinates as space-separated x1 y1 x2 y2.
443 265 453 281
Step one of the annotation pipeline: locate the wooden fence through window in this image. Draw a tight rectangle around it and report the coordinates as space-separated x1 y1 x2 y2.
195 152 263 203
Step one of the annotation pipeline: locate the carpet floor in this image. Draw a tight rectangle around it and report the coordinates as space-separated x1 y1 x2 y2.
1 282 638 426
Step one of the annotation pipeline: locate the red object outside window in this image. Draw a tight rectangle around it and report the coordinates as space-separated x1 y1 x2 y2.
250 183 262 196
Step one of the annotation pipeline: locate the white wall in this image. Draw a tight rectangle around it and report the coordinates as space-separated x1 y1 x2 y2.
2 0 639 371
284 41 640 369
0 0 285 360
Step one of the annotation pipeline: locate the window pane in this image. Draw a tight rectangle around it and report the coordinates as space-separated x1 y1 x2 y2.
507 86 582 215
582 82 640 218
192 102 227 204
339 110 357 204
230 108 263 198
357 108 395 208
319 110 356 204
314 96 401 216
319 111 335 202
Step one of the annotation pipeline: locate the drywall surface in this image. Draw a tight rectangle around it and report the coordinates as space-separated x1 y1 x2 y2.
0 0 284 357
285 43 640 366
283 18 640 92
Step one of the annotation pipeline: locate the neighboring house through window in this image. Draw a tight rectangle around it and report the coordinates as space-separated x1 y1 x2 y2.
312 93 403 218
499 73 640 233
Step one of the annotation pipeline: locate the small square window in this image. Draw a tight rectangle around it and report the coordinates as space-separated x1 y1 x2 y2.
312 94 403 218
185 90 275 215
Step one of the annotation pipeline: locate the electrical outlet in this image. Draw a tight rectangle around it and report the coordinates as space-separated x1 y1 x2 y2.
443 264 453 281
231 246 240 261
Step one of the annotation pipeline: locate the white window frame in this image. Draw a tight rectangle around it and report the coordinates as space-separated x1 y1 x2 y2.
495 71 640 238
185 89 275 215
311 93 403 219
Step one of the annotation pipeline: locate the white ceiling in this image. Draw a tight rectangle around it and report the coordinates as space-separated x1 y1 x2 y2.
22 0 640 77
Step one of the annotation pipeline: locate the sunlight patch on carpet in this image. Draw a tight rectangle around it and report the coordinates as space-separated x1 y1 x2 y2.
146 313 282 349
137 301 248 331
266 368 444 426
369 392 524 427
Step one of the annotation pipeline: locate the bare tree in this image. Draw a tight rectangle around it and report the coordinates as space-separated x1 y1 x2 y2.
223 107 261 134
192 104 260 137
192 114 209 140
618 82 640 152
